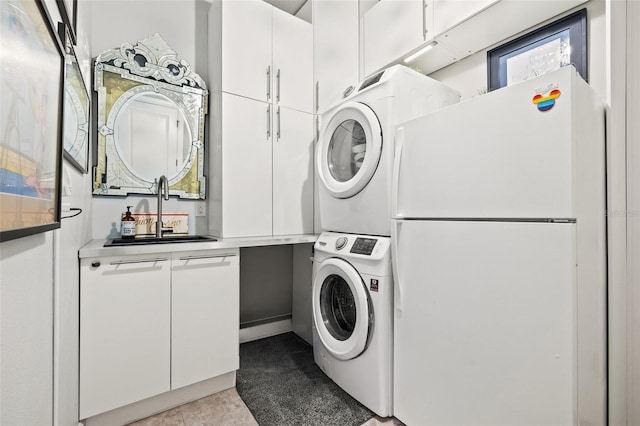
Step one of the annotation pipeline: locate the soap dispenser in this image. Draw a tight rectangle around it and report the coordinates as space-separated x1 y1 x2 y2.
121 206 136 239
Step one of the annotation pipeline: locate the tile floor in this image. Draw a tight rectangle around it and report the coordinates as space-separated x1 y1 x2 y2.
128 387 405 426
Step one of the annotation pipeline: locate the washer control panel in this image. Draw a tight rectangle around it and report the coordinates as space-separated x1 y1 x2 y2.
335 237 348 250
349 237 378 256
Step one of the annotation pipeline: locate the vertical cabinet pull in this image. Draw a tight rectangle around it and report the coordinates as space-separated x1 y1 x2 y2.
276 106 281 140
266 66 271 101
315 116 320 143
276 69 281 102
422 0 428 40
267 105 271 139
315 81 320 113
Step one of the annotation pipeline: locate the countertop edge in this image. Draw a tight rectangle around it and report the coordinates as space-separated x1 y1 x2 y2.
79 234 319 258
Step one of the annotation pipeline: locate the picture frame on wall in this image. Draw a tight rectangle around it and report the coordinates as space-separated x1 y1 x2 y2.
0 0 65 242
487 9 587 92
58 22 90 174
56 0 77 45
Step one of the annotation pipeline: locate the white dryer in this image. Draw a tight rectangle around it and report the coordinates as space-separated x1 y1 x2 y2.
312 231 393 417
316 64 460 236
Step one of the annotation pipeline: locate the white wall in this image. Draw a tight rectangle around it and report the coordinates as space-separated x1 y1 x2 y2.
0 0 94 425
1 234 54 425
89 0 211 238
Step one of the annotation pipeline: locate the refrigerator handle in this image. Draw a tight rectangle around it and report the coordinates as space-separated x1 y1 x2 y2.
392 127 405 218
391 219 403 312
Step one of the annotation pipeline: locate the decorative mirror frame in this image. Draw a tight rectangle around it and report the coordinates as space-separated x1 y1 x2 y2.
93 33 208 199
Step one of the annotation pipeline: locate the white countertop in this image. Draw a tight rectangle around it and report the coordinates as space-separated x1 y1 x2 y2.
79 234 319 258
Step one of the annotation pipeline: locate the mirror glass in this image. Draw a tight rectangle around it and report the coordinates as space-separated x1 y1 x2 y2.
93 34 207 199
113 92 192 181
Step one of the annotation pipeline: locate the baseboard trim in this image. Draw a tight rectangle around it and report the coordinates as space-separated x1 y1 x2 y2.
82 372 235 426
239 318 293 343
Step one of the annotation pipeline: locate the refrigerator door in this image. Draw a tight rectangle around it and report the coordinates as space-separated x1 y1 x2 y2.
392 220 576 426
393 67 589 220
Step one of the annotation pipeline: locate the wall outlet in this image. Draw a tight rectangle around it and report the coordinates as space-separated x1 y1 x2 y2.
195 201 206 217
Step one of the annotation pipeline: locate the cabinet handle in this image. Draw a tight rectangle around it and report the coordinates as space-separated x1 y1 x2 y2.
276 68 281 102
315 115 319 143
276 106 281 140
266 66 271 101
179 253 237 261
422 0 428 40
109 257 169 265
315 81 319 113
267 105 271 139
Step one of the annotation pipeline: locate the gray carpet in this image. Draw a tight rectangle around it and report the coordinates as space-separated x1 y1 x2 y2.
237 332 375 426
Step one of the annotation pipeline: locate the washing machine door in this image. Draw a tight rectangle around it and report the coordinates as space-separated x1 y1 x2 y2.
317 102 383 199
312 257 372 361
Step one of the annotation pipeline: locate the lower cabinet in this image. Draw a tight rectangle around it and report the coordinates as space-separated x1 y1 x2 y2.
171 250 240 389
79 249 240 420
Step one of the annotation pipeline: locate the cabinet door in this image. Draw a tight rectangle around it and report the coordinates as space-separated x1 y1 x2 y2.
273 7 313 113
363 0 433 76
171 249 240 389
432 0 498 36
312 0 359 114
273 107 314 235
221 93 273 237
222 0 272 102
79 255 171 419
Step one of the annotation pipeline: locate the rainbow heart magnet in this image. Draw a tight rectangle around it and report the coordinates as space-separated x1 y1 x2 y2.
532 88 561 111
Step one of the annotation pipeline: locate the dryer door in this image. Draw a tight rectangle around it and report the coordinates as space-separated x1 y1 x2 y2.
312 257 372 360
317 102 383 199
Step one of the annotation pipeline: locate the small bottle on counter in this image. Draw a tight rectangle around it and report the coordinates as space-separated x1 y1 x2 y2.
121 206 136 239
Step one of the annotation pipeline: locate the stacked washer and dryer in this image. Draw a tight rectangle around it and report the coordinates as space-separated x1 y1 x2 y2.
311 65 460 417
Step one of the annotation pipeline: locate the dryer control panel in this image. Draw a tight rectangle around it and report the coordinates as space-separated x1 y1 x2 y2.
350 237 377 255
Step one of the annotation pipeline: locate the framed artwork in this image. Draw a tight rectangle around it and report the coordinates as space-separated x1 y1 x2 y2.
0 0 65 242
56 0 76 44
58 22 90 173
487 9 587 91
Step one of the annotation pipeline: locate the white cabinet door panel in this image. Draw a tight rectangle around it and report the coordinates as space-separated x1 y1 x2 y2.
222 0 272 102
363 0 433 76
222 93 273 237
273 8 313 113
432 0 498 36
79 255 171 419
312 0 359 114
171 250 240 389
273 107 314 235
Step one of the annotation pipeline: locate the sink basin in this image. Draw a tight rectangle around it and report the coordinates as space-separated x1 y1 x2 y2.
104 235 218 247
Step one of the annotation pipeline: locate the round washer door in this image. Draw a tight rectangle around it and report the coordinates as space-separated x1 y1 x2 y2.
317 102 382 199
312 258 372 360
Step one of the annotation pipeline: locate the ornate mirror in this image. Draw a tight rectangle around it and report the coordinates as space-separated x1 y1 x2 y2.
93 34 207 198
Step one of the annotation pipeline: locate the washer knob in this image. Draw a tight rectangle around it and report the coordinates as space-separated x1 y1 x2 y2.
335 237 348 250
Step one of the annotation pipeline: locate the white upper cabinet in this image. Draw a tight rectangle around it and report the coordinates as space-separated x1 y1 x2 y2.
363 0 434 76
313 0 359 114
362 0 589 76
221 0 312 112
432 0 498 36
435 0 588 57
209 0 314 238
273 7 313 112
221 0 272 102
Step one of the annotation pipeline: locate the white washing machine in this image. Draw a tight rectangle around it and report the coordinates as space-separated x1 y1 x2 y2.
316 64 460 236
312 231 393 417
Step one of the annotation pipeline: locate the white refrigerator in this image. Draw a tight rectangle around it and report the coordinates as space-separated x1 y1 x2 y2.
391 66 606 426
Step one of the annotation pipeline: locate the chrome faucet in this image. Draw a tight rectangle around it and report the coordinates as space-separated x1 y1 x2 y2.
156 175 171 238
